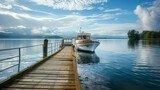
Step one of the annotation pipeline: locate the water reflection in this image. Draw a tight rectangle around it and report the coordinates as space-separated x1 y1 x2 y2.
128 40 139 49
135 40 160 67
128 39 160 49
76 51 100 64
141 39 160 47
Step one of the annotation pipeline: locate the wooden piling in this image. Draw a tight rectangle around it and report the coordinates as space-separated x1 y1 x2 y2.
43 39 48 58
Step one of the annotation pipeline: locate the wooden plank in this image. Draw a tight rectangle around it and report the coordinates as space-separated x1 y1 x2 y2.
25 74 75 77
14 82 76 86
9 84 76 88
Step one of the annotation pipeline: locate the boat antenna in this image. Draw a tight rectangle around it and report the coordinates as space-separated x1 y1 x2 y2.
79 27 82 33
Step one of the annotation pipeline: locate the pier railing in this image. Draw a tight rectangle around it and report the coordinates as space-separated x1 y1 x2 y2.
61 38 73 46
0 39 64 82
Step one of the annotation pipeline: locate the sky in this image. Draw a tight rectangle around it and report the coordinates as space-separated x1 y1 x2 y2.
0 0 159 37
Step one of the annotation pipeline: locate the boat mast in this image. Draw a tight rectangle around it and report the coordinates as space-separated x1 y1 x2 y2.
79 27 83 39
79 27 82 33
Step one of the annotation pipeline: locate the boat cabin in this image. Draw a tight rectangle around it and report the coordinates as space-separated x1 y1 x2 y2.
76 32 91 40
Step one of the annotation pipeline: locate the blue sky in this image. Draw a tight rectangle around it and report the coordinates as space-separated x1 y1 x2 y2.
0 0 159 37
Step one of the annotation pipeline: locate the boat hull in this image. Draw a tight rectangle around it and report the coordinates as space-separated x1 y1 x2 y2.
75 41 100 52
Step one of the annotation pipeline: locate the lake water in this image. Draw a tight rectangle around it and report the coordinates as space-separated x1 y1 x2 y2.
77 39 160 90
1 39 160 90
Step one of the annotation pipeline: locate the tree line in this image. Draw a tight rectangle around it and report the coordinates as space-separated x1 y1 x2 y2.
127 30 160 40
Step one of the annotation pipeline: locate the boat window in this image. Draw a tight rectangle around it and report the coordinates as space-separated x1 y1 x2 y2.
86 36 90 39
83 36 86 39
77 36 82 39
77 34 90 40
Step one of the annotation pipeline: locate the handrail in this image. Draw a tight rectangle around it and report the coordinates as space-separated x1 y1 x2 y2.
19 56 43 61
0 64 19 72
0 55 19 62
0 44 43 52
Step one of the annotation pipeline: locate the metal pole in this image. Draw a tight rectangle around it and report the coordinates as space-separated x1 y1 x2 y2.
58 42 59 50
55 43 57 52
56 43 58 51
54 43 55 53
18 48 21 72
57 43 58 51
51 43 53 54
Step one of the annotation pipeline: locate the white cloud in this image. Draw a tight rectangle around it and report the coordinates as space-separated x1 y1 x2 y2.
13 4 32 11
0 3 12 9
9 25 26 29
98 7 104 10
0 10 21 19
134 0 160 30
17 25 26 29
32 27 48 34
12 4 57 17
104 8 122 12
86 23 138 35
4 0 15 4
0 9 54 20
30 0 107 10
87 11 124 22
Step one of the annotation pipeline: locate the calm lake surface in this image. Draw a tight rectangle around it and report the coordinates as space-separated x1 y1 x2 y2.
1 39 160 90
77 39 160 90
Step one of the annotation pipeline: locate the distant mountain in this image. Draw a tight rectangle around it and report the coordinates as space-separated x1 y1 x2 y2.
0 27 62 39
0 32 62 39
92 35 127 39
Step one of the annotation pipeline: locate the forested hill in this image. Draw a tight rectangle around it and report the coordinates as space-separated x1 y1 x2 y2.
128 30 160 40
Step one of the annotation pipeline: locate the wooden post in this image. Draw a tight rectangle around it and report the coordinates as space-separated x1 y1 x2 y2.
43 39 48 58
51 43 53 54
18 48 21 72
61 39 64 47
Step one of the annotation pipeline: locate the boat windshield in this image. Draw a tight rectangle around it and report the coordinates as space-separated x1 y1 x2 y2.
77 34 90 40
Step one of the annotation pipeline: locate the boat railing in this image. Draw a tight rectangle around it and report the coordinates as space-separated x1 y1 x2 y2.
77 33 91 36
61 38 73 46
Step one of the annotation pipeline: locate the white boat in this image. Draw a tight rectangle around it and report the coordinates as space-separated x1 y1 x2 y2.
75 32 100 52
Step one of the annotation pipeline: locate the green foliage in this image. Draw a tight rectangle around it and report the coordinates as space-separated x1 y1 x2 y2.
140 31 160 39
128 30 160 40
127 29 140 40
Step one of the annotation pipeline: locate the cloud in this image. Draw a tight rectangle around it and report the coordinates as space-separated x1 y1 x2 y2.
13 4 32 11
0 3 12 9
134 0 160 30
30 0 107 10
104 8 122 13
0 0 137 36
17 25 26 29
86 23 138 36
2 26 32 35
32 26 49 35
86 10 126 22
0 9 55 21
98 7 104 10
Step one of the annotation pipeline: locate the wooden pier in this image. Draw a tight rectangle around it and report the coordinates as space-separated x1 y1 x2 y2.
0 40 80 90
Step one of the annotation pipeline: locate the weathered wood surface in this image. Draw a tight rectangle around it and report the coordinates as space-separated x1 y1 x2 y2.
1 46 80 90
